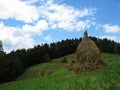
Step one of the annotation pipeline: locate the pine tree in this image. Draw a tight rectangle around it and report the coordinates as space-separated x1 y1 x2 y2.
0 41 3 52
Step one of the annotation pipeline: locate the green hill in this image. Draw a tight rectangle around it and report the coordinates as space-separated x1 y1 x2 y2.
0 53 120 90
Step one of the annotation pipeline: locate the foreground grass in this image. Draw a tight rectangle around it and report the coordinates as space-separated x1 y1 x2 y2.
0 53 120 90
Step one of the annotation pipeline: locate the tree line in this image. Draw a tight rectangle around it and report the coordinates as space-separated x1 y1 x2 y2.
0 37 120 83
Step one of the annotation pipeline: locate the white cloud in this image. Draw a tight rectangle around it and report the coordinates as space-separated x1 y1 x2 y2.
0 0 39 23
0 22 34 52
22 0 40 4
0 19 49 52
38 0 96 31
0 0 95 30
44 36 52 41
0 0 96 52
76 20 94 31
103 24 120 33
22 20 48 35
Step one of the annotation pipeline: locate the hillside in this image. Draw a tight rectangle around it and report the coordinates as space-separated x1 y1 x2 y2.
0 53 120 90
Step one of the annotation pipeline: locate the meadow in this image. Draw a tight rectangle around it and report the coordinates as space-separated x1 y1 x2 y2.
0 53 120 90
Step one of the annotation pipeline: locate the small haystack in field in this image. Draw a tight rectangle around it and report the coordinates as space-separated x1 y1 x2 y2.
38 70 44 77
74 31 107 74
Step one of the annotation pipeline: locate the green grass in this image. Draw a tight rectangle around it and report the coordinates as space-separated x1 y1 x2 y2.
0 53 120 90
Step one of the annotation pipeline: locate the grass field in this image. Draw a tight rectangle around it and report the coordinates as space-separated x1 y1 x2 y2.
0 53 120 90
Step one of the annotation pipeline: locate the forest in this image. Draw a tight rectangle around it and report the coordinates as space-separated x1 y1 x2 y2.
0 37 120 83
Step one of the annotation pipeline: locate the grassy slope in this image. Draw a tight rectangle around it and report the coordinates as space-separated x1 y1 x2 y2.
0 53 120 90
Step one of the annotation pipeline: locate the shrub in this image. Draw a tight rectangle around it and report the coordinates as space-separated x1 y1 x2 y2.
71 60 76 63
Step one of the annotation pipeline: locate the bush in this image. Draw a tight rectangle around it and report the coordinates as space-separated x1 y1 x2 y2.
0 53 24 83
71 60 76 63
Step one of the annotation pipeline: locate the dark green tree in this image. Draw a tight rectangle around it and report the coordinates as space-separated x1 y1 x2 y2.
107 40 115 53
0 41 3 53
114 43 120 54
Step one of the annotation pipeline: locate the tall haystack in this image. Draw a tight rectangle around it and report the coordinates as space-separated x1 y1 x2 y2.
74 31 106 74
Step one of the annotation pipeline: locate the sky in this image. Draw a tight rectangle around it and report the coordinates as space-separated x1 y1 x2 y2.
0 0 120 53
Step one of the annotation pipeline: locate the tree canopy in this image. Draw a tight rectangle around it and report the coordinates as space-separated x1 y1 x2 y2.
0 37 120 83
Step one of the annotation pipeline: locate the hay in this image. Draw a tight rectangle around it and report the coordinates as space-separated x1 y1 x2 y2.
74 31 107 74
38 70 44 77
47 70 53 76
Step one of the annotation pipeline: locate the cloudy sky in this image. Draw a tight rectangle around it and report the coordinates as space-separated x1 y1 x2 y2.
0 0 120 53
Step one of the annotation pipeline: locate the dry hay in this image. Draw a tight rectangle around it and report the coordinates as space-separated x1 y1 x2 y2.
38 70 44 77
65 64 74 71
74 31 107 74
38 70 54 77
47 70 53 76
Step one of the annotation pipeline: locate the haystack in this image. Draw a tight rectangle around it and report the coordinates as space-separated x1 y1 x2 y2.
74 31 106 74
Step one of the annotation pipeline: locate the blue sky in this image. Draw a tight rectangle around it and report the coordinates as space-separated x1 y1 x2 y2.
0 0 120 53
